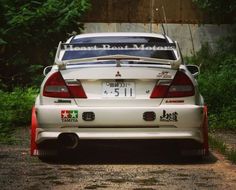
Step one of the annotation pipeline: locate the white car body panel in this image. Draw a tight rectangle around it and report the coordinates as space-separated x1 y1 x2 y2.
36 128 202 144
33 32 207 156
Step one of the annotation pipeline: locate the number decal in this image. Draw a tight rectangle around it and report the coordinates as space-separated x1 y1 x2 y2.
103 82 135 98
114 88 119 96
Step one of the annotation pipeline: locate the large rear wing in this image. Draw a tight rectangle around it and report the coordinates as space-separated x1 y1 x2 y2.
54 42 182 70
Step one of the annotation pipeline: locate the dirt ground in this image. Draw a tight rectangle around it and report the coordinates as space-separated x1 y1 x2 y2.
0 127 236 190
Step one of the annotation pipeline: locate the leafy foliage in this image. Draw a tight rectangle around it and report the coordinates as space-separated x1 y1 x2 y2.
192 0 236 23
0 0 90 90
0 88 38 143
186 26 236 130
193 0 236 14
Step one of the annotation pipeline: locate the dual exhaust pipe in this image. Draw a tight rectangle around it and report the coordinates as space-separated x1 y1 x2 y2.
57 133 79 150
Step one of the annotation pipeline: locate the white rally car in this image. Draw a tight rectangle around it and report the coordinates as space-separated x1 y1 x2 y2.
31 32 209 158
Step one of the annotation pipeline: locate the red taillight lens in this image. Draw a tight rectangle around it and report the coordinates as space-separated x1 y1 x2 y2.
150 80 170 98
67 81 87 98
43 72 87 98
167 71 194 97
43 72 70 98
150 71 195 98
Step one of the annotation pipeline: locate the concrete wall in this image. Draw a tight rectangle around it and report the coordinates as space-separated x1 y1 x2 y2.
83 23 230 56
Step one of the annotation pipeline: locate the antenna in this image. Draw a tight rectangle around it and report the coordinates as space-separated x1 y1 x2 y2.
161 0 168 36
155 8 166 36
152 0 168 39
161 18 166 35
150 0 154 32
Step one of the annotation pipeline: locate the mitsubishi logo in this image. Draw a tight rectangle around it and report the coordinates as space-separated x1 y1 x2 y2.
115 71 121 77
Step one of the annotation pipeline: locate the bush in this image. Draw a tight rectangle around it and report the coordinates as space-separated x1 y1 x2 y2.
0 88 38 143
186 29 236 131
198 69 236 130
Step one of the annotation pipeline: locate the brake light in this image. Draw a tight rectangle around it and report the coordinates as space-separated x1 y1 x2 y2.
66 80 87 98
43 72 87 98
167 71 195 97
150 80 170 98
150 71 194 98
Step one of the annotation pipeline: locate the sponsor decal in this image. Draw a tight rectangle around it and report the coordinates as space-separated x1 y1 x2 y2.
55 99 72 103
166 100 184 103
146 90 150 94
62 43 176 51
156 71 172 79
61 110 78 122
160 110 178 122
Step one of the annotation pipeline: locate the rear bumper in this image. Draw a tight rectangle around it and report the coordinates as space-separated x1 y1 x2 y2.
36 127 203 144
35 104 205 144
36 104 204 128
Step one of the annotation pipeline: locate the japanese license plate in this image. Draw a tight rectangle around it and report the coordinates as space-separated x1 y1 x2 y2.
102 82 135 98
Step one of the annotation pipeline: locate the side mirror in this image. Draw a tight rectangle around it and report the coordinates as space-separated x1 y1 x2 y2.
186 65 200 77
43 66 52 76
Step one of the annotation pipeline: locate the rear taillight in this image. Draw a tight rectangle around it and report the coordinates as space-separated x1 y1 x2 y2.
167 71 195 97
43 72 87 98
150 71 194 98
66 80 87 98
150 80 170 98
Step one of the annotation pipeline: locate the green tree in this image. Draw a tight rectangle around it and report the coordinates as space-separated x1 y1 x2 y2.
193 0 236 23
0 0 90 90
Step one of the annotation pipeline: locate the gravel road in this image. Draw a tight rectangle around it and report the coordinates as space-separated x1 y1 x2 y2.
0 127 236 190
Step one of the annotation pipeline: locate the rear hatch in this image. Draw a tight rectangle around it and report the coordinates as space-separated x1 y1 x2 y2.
50 34 186 107
60 65 177 107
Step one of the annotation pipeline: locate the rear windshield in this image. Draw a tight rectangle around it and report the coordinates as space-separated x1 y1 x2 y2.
62 36 176 60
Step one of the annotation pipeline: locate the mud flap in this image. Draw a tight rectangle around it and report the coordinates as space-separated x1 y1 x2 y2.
181 105 209 158
30 106 38 156
202 105 209 156
31 107 57 157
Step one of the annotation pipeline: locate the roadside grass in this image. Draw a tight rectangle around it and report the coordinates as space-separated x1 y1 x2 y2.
0 130 17 145
209 134 236 164
0 88 38 144
0 125 30 145
0 123 18 144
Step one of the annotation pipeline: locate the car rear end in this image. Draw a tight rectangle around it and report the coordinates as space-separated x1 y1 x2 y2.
31 33 208 157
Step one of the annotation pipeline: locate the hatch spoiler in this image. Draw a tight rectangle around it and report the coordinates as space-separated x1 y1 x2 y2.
54 41 182 70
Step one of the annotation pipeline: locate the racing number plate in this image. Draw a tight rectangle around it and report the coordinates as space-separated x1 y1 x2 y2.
102 82 135 98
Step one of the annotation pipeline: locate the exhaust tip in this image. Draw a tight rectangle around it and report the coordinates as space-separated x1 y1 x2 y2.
57 133 79 150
